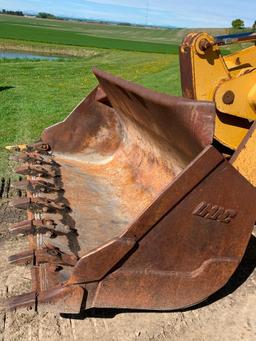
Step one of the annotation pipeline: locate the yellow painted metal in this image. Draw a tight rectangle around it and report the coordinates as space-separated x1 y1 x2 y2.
214 114 250 150
180 32 256 150
248 82 256 113
5 144 28 152
224 45 256 72
190 33 230 101
232 121 256 186
215 70 256 120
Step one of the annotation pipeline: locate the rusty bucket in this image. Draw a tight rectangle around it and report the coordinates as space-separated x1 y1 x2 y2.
7 69 256 313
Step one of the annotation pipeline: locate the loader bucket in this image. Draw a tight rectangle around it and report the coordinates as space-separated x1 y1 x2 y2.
6 69 256 313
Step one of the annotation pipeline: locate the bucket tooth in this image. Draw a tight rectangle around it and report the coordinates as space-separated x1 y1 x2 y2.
10 197 31 209
6 286 84 313
5 144 28 152
32 197 67 211
9 219 34 234
10 197 67 212
10 152 54 165
8 250 34 265
5 142 50 154
8 218 66 236
12 179 62 194
9 247 77 267
6 291 36 311
15 164 59 177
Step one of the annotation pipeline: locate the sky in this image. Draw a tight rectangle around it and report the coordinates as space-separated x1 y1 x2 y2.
0 0 256 28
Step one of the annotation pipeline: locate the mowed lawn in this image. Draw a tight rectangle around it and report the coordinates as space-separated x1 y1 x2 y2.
0 48 181 176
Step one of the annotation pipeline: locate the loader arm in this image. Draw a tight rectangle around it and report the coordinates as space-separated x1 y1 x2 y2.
179 31 256 150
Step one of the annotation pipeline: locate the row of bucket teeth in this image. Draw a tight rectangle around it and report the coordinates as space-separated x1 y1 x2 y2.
6 142 79 311
9 142 71 237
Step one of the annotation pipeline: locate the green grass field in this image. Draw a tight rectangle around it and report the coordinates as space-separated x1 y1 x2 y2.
0 14 230 45
0 15 182 53
0 15 250 177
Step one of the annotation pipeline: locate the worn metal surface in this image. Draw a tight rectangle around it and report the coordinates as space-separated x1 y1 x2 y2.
89 155 255 310
41 69 215 256
6 69 256 314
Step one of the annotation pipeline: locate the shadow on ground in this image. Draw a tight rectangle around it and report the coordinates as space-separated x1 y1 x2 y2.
0 86 15 92
61 234 256 320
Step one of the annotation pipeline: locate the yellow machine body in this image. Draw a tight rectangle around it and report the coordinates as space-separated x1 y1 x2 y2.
179 32 256 150
231 121 256 187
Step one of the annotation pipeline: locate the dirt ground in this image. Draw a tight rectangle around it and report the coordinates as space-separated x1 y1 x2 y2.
0 199 255 341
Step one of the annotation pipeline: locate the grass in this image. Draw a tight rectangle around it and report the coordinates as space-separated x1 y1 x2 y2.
0 16 179 54
0 48 180 176
0 14 231 44
0 15 249 55
0 38 100 57
0 14 243 54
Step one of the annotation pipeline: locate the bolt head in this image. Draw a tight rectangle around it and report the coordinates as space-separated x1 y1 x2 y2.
222 91 235 105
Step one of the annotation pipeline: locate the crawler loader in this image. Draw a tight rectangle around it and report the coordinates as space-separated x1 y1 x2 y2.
5 31 256 313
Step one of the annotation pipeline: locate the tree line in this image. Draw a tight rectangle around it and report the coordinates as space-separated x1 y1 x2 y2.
0 9 24 16
0 10 62 20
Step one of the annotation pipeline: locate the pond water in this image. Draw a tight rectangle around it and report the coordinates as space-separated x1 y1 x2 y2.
0 50 60 60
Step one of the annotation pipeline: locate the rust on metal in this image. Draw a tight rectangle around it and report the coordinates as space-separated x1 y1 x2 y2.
179 33 198 98
5 69 256 314
199 38 212 52
12 179 61 193
10 197 66 212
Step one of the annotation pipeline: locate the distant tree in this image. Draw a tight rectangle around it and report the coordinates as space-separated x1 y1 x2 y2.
118 22 132 26
0 9 24 16
37 12 56 19
253 20 256 31
231 19 245 29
